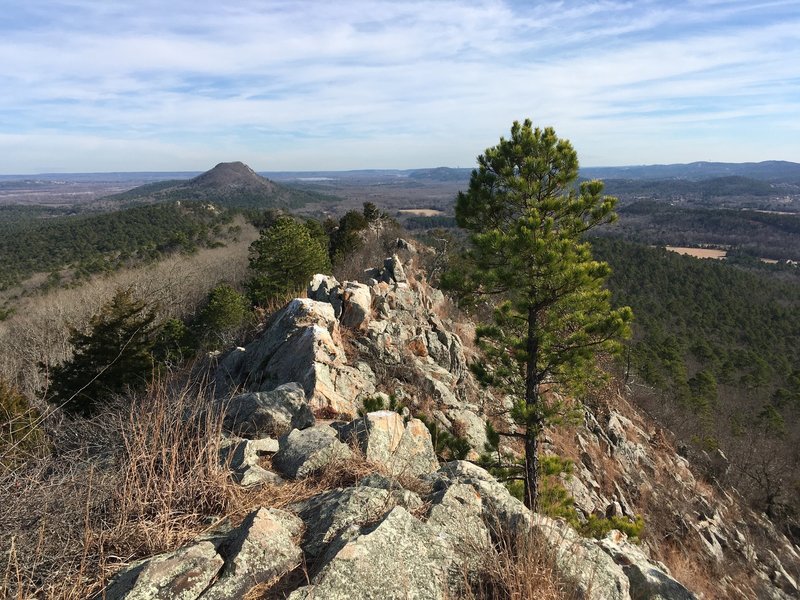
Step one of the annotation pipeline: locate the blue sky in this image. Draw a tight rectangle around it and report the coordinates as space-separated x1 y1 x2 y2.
1 0 798 173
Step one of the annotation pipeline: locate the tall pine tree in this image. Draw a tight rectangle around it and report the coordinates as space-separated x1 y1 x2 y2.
447 119 632 509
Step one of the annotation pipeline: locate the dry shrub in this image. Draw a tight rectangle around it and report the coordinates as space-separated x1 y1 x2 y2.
331 224 405 283
1 377 243 599
465 528 580 600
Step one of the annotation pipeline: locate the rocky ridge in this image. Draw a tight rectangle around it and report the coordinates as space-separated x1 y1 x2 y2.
104 243 799 599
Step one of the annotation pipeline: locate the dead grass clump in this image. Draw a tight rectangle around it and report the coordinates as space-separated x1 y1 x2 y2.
465 528 580 600
1 377 244 599
238 450 386 518
336 324 360 362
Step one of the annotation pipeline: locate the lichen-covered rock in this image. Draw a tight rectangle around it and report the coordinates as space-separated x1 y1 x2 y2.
339 411 439 477
273 426 353 479
428 461 533 534
102 541 223 600
535 515 630 600
287 507 455 600
202 507 303 599
291 485 423 558
223 382 314 438
599 530 696 600
426 483 490 563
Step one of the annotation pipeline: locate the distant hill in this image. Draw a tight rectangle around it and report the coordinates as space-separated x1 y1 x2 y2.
581 160 800 183
601 175 778 198
406 167 471 182
105 161 336 209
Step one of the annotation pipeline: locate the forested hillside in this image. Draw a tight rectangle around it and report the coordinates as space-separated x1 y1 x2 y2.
593 237 800 522
0 202 235 290
105 161 337 210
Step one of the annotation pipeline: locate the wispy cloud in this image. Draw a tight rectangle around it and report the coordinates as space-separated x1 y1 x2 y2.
1 0 798 172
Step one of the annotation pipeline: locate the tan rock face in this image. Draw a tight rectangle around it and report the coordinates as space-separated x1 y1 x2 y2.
215 298 375 417
341 411 439 478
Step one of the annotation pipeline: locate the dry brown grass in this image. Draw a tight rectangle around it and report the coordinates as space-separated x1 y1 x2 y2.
1 377 244 599
464 528 580 600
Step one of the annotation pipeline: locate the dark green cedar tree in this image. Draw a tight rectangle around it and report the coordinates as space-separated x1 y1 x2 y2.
47 288 158 417
448 119 632 510
247 215 331 305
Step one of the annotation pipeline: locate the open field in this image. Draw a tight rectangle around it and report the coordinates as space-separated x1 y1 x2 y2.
664 246 727 259
396 208 446 216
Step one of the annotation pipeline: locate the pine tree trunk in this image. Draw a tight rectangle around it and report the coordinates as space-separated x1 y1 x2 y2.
524 429 539 511
524 304 541 511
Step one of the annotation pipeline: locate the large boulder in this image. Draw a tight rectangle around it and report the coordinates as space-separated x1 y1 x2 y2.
426 483 491 565
339 411 439 477
202 508 303 599
427 461 533 535
382 255 408 285
273 426 353 479
215 298 375 417
287 507 456 600
339 282 372 330
222 382 314 438
534 515 631 600
599 530 697 600
291 485 423 558
307 274 342 317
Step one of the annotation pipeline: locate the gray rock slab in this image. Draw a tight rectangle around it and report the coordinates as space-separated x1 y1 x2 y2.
287 506 455 600
202 507 303 599
223 382 314 438
272 426 353 479
534 515 631 600
291 485 422 559
102 541 223 600
599 530 697 600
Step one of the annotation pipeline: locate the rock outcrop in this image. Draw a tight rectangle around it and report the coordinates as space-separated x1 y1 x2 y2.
222 382 314 438
216 298 376 417
106 252 800 600
272 425 353 479
103 508 302 600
